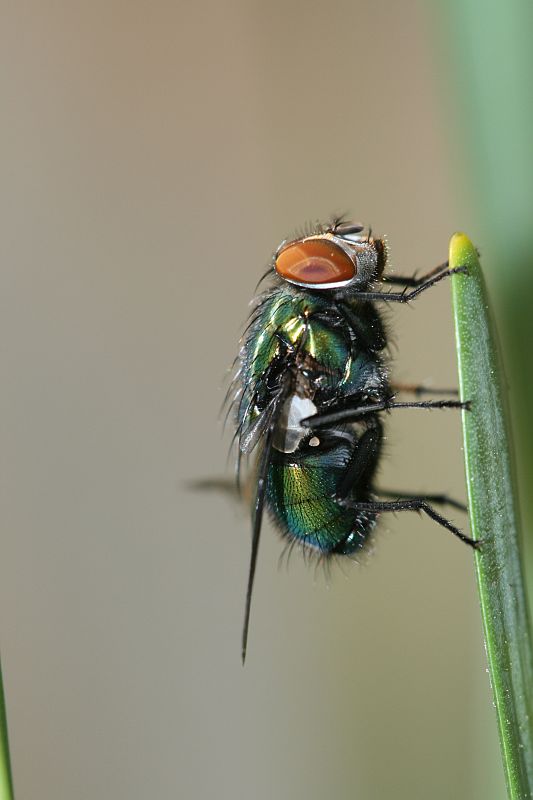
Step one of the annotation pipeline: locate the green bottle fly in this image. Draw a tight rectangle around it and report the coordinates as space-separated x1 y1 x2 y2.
228 218 477 661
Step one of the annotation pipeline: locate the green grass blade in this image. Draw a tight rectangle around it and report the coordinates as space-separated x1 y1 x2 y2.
0 658 14 800
450 232 533 799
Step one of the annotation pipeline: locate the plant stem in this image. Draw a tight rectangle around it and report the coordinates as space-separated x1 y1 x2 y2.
0 657 14 800
450 232 533 800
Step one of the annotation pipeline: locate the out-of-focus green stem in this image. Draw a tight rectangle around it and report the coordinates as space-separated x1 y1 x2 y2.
450 233 533 800
0 658 14 800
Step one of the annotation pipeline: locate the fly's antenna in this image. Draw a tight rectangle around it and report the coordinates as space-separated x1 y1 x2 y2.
330 212 350 232
367 225 373 243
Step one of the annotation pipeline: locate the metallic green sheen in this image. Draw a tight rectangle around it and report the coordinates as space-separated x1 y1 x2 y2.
266 438 375 554
248 290 348 380
240 287 382 429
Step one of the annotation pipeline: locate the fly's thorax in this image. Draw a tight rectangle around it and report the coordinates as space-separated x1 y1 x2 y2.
238 284 387 438
242 288 332 386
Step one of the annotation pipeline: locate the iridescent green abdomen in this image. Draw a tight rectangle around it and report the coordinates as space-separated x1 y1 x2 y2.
266 426 381 555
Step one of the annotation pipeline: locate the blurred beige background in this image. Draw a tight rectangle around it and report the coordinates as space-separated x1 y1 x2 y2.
0 2 504 799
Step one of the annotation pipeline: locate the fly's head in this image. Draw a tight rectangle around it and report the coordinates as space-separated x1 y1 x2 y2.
273 219 386 293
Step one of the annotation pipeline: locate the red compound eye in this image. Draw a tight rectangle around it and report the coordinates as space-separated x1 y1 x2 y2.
275 239 356 285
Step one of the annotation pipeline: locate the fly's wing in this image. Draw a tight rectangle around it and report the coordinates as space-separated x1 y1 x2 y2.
232 394 278 495
241 376 289 663
239 394 279 455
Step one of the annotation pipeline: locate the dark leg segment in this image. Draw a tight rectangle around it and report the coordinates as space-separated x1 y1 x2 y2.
302 398 469 429
376 489 467 513
336 301 387 351
335 428 380 502
342 498 478 549
381 261 449 287
356 265 467 303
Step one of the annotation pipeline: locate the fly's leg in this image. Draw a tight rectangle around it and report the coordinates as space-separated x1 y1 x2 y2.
334 428 380 502
316 425 474 550
302 398 470 429
340 498 479 549
376 489 467 513
336 301 387 351
356 265 467 303
381 261 449 287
